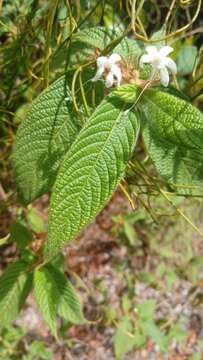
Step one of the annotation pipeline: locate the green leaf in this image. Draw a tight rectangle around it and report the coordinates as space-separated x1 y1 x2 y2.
10 222 33 249
114 318 136 360
47 265 85 324
142 90 203 195
123 221 137 246
34 265 84 335
142 320 168 353
75 26 119 50
168 319 187 344
13 76 81 204
24 341 53 360
46 95 140 259
177 45 198 75
166 270 178 291
150 26 166 47
51 28 143 71
13 103 31 125
34 268 58 338
51 27 119 71
142 90 203 152
0 261 32 327
114 84 139 103
27 206 46 233
50 42 94 71
136 299 156 321
0 234 10 246
114 38 144 67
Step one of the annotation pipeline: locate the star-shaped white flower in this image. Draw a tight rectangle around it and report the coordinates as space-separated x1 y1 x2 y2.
92 53 122 88
139 46 177 87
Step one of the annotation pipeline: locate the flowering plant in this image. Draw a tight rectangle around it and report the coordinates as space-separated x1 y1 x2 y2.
4 22 202 336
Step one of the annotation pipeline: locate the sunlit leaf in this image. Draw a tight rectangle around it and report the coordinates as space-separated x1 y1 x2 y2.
46 95 140 259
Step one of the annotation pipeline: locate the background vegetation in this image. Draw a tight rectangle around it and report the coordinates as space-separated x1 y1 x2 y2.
0 0 203 359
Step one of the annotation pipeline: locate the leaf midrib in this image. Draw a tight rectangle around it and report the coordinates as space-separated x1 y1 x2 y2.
51 101 127 227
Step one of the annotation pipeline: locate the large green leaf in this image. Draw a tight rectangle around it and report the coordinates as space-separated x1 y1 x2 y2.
47 265 85 324
34 268 59 337
0 261 32 327
45 96 140 259
13 76 81 204
141 90 203 194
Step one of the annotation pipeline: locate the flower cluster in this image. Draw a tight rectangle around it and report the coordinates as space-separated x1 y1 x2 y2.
92 45 177 88
92 54 122 88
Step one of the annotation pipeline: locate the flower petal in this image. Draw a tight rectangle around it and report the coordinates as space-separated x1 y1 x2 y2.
150 66 158 80
97 56 107 67
139 54 151 68
159 46 174 57
160 67 169 87
146 46 158 56
109 53 121 64
92 66 104 82
164 57 177 74
111 64 122 86
105 73 114 88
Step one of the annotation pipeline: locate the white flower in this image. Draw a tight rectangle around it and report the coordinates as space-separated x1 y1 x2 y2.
139 46 177 87
92 53 122 88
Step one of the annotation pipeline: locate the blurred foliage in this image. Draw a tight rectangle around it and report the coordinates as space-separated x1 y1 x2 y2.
0 325 53 360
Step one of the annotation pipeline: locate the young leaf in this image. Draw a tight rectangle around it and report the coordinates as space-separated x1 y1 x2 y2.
114 84 139 103
46 95 140 259
47 265 85 324
13 76 81 204
34 268 59 338
0 261 32 327
141 90 203 195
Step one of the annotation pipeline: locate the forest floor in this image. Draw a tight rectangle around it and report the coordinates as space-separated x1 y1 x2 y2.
3 191 202 360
